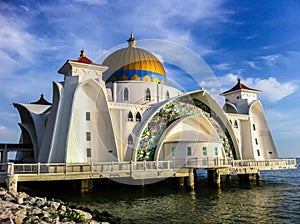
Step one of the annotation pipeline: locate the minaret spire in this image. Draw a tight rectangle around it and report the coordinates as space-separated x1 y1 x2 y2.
80 49 86 57
127 31 136 48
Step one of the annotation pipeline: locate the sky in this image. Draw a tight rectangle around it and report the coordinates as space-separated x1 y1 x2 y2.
0 0 299 157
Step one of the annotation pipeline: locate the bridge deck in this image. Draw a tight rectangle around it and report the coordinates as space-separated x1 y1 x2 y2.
0 158 297 182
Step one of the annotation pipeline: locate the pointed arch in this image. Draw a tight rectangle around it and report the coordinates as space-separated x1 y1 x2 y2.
128 111 133 121
166 91 170 100
136 112 141 122
128 134 133 146
124 87 129 101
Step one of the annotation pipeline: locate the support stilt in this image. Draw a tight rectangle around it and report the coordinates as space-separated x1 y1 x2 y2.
80 179 93 193
207 169 221 188
256 171 261 182
185 169 195 190
6 175 18 192
179 176 184 187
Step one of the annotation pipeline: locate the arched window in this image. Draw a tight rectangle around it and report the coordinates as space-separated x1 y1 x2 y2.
136 112 141 122
128 111 133 121
124 87 129 101
166 91 170 100
145 88 151 101
128 134 133 146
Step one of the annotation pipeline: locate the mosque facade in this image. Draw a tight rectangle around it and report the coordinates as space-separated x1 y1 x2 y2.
13 34 278 164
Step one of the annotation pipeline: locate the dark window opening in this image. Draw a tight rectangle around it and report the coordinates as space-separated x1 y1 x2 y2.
86 112 90 121
86 132 91 141
146 88 151 101
128 111 133 121
124 87 129 101
87 148 91 157
136 112 141 122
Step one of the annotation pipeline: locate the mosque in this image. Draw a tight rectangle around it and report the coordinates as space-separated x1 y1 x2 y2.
13 33 278 165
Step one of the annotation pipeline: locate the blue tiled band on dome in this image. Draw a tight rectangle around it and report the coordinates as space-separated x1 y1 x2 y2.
107 70 167 84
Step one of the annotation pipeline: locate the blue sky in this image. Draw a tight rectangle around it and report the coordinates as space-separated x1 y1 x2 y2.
0 0 299 157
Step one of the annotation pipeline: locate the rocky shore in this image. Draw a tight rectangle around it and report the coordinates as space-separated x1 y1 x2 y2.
0 187 132 224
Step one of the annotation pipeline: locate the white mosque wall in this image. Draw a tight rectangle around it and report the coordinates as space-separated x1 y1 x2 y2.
106 81 182 104
249 101 278 160
46 76 79 163
66 79 118 163
161 142 223 161
156 114 224 161
38 82 62 162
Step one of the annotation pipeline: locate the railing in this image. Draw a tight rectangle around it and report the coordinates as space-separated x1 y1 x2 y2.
1 160 175 176
0 158 297 176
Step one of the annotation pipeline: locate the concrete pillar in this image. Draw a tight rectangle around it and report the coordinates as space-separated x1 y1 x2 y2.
256 171 261 182
185 169 195 190
207 169 221 187
80 179 93 193
6 175 18 192
249 174 255 181
179 177 184 187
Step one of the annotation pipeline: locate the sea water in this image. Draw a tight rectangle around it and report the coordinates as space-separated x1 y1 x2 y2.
30 158 300 223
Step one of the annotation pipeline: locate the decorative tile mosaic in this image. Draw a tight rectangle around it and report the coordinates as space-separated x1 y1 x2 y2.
136 97 235 161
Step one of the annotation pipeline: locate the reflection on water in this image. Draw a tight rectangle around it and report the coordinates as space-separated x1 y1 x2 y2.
25 160 300 224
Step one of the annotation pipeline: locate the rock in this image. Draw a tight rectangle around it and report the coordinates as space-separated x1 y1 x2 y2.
36 197 47 207
60 204 67 212
17 192 28 199
0 218 14 224
16 196 23 204
74 209 93 221
49 201 61 211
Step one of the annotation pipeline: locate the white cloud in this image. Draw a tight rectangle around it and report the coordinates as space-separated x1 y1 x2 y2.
245 77 298 103
0 126 19 143
245 61 260 70
214 63 231 70
215 74 298 103
259 54 281 66
73 0 108 6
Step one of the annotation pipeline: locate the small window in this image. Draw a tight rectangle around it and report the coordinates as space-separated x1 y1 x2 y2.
166 91 170 100
87 148 91 157
136 112 141 122
86 132 91 141
128 134 133 146
202 147 207 156
124 87 129 101
145 88 151 101
234 120 238 128
86 112 90 121
253 124 256 131
128 111 133 121
257 149 260 156
172 147 176 156
255 138 258 145
214 147 218 156
187 147 192 156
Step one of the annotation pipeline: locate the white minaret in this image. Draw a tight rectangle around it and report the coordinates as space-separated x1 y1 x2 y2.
221 78 261 114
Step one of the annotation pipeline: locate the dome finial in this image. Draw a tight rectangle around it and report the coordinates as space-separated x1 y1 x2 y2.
127 31 136 48
238 77 241 83
80 49 86 57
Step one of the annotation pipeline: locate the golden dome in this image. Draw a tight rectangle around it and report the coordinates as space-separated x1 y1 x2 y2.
102 33 166 84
